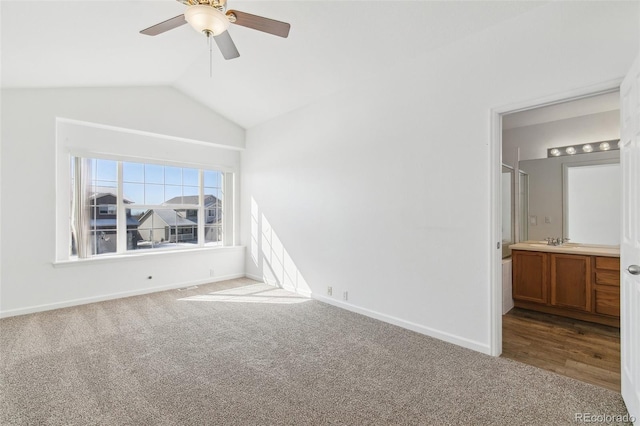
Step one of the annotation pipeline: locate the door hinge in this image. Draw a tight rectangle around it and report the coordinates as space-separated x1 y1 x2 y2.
497 242 501 249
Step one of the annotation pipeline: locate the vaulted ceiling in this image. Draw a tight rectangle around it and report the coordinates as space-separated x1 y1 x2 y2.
1 0 550 128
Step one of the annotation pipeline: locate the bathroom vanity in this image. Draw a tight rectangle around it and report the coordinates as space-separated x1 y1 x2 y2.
509 242 620 327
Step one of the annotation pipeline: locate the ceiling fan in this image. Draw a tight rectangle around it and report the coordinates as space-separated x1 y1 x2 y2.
140 0 291 60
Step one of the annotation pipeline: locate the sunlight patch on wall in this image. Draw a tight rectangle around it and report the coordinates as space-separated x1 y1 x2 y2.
250 197 311 296
250 197 260 265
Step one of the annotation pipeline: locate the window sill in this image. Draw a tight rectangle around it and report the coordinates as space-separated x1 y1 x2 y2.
52 245 245 268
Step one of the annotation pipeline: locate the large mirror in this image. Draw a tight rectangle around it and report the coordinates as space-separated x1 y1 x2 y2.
518 150 620 246
564 160 620 245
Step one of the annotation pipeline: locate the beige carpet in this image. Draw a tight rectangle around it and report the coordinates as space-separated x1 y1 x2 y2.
0 278 632 425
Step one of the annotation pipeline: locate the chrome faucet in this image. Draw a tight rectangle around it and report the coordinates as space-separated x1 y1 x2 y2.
546 237 570 246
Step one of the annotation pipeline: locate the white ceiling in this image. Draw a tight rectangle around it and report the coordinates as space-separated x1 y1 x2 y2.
1 0 549 128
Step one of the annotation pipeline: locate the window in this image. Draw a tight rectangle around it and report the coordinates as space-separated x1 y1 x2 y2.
98 205 117 215
70 157 227 258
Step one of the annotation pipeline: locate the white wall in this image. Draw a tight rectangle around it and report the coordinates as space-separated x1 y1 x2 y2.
503 109 620 168
0 87 246 317
241 1 639 354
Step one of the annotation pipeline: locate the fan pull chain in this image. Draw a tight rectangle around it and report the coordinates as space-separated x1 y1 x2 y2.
206 31 213 78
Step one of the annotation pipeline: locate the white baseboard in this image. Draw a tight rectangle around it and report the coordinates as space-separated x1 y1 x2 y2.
0 273 246 319
245 273 264 282
2 272 491 356
312 294 491 355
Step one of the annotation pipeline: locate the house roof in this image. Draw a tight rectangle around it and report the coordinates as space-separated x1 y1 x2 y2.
91 193 134 204
0 1 549 128
148 210 198 227
163 195 219 207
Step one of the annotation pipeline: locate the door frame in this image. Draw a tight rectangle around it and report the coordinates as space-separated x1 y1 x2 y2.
489 78 623 357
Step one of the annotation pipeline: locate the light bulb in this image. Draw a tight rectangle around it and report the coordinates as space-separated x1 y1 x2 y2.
565 147 576 155
582 144 593 153
185 5 230 36
599 142 610 151
549 148 561 157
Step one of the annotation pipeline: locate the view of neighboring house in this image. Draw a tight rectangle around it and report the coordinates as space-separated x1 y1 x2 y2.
137 195 221 245
89 192 141 254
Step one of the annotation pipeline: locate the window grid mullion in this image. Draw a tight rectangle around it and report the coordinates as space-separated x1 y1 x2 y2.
198 170 205 247
71 157 229 258
116 161 126 254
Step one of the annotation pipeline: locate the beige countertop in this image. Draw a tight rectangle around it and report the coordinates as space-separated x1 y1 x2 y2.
509 241 620 258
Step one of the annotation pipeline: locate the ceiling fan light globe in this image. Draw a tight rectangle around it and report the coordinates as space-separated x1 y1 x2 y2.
185 5 230 36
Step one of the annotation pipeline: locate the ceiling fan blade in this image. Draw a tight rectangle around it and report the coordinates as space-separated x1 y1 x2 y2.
140 15 187 36
227 10 290 38
214 31 240 60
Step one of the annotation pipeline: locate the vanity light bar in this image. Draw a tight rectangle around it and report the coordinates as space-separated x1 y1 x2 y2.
547 139 620 158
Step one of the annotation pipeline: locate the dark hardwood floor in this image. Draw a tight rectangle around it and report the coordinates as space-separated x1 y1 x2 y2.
502 307 620 392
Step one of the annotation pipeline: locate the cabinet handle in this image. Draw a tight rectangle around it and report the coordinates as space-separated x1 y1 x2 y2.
628 264 640 275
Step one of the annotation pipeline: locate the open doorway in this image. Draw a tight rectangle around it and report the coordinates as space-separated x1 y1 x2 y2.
498 91 622 391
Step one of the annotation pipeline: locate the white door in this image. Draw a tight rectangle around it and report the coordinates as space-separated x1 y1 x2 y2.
620 54 640 422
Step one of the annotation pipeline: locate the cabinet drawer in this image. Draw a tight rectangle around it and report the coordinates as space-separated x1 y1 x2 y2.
594 287 620 317
595 270 620 287
595 256 620 271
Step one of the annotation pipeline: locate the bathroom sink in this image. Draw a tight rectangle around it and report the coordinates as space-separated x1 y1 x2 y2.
510 242 620 257
528 243 579 248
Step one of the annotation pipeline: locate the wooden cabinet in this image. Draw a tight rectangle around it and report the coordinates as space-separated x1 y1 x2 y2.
593 256 620 318
512 250 619 327
512 251 547 304
550 254 591 312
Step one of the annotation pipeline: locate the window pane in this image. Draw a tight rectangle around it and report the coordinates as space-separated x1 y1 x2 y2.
165 167 182 185
123 162 144 183
71 157 229 258
90 229 117 255
183 186 198 199
145 164 164 184
204 188 221 202
183 168 198 186
205 205 222 246
204 170 220 188
165 185 182 203
135 208 198 251
96 159 117 182
145 184 164 204
123 183 144 204
94 181 117 192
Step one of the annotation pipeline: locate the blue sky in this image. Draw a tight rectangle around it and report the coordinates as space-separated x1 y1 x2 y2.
90 159 222 205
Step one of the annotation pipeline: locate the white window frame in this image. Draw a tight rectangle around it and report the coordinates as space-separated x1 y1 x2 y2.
55 119 241 263
72 157 230 257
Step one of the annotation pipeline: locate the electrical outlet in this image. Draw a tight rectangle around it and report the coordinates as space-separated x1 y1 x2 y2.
343 291 348 301
327 286 333 296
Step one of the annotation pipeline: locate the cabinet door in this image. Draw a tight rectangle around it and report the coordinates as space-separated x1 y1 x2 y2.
550 253 591 311
594 286 620 317
512 250 547 304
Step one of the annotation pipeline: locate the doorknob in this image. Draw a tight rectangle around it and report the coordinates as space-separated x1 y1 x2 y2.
628 264 640 275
